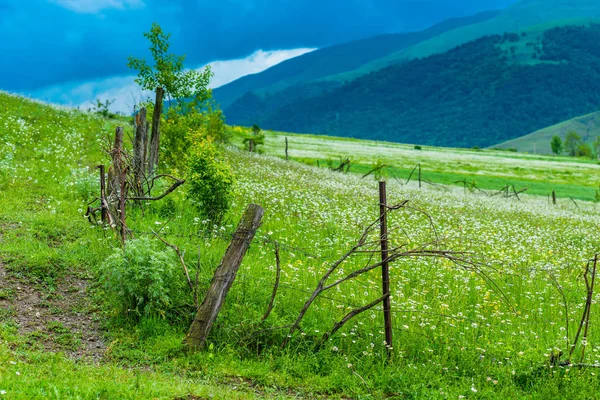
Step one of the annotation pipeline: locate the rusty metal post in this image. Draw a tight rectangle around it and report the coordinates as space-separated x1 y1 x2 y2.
379 181 393 355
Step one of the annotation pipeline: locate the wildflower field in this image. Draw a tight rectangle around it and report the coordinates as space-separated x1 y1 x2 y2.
2 91 600 399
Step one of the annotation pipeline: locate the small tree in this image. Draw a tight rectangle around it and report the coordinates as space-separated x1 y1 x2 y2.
550 135 563 155
128 22 213 174
593 136 600 159
576 142 593 158
243 124 265 152
565 131 582 156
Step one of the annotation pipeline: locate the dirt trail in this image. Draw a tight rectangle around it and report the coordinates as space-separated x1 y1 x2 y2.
0 263 105 360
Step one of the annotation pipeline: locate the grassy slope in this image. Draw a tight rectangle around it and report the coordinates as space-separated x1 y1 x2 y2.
230 126 600 201
495 110 600 154
212 10 500 109
4 93 600 398
330 0 600 82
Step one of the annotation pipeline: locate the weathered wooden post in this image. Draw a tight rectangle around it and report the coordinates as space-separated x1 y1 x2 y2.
418 164 422 189
148 87 164 175
184 204 264 350
96 165 108 224
379 181 393 356
552 190 557 205
133 107 147 196
285 137 289 160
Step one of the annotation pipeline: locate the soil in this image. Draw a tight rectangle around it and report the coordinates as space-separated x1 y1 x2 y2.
0 263 105 360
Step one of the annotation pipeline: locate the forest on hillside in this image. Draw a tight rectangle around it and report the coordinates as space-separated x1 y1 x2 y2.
226 24 600 148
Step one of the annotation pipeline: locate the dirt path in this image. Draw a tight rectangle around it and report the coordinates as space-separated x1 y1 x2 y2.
0 263 105 360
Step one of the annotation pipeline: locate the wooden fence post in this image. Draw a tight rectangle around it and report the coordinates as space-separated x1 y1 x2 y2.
285 137 289 160
96 165 108 224
148 87 164 175
379 181 393 356
133 107 147 196
184 204 264 350
552 190 557 205
418 164 422 189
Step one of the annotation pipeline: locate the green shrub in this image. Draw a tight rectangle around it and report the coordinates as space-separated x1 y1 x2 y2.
97 238 186 320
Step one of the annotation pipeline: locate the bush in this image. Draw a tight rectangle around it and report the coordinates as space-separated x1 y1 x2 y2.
97 238 187 321
414 145 422 150
162 106 228 173
187 137 235 224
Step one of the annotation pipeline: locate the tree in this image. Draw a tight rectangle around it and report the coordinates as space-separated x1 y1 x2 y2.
593 136 600 159
550 135 563 155
564 131 582 156
576 142 593 158
243 124 265 152
128 22 213 174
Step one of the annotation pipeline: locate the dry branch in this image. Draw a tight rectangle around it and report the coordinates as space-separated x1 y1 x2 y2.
151 229 195 298
262 242 281 322
319 293 389 345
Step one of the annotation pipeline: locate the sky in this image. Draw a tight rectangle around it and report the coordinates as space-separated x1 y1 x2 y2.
1 0 519 112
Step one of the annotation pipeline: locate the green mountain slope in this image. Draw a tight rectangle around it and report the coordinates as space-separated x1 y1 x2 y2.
212 11 500 109
494 111 600 154
227 23 600 148
330 0 600 82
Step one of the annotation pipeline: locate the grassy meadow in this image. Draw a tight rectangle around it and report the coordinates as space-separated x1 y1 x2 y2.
2 92 600 398
229 127 600 202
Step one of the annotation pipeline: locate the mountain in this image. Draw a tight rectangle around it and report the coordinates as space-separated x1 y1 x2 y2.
212 11 500 109
331 0 600 82
494 111 600 154
228 23 600 148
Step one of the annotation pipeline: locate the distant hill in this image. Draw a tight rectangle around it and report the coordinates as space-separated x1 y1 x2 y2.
212 11 500 109
494 111 600 154
227 23 600 148
331 0 600 82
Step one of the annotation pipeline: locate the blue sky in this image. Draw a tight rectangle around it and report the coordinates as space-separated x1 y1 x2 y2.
1 0 518 111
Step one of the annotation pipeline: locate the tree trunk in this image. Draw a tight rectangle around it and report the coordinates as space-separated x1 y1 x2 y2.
148 87 164 175
109 127 124 199
133 107 147 196
184 204 264 350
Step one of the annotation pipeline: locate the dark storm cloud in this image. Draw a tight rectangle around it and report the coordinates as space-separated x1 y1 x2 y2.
0 0 518 91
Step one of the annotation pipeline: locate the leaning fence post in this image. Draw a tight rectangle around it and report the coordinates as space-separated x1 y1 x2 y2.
379 181 393 356
184 204 264 350
96 165 108 224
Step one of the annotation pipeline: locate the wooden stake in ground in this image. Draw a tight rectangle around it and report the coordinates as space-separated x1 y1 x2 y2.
184 204 264 350
148 87 164 175
133 107 147 196
379 181 393 355
285 137 289 161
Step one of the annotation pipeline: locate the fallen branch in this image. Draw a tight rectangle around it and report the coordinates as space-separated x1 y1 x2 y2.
319 293 389 345
262 242 281 322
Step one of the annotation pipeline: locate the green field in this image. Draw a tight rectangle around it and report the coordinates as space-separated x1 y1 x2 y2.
3 92 600 398
229 127 600 202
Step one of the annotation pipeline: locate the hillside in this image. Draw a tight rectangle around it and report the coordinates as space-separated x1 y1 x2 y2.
333 0 600 81
212 11 500 109
494 111 600 154
226 23 600 148
5 92 600 398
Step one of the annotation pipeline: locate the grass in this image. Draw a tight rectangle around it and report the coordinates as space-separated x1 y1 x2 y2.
3 92 600 398
230 126 600 201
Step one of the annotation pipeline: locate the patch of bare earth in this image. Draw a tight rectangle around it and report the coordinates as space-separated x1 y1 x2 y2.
0 263 105 360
